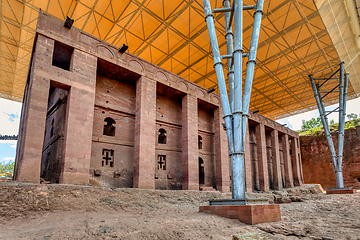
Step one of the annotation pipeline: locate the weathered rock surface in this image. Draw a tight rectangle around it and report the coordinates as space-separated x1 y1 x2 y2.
301 126 360 190
0 183 359 240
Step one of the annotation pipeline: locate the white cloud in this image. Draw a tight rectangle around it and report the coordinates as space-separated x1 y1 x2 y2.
2 157 15 163
0 98 22 135
0 140 17 146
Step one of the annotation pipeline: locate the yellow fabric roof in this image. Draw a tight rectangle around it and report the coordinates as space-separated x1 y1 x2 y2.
1 0 359 119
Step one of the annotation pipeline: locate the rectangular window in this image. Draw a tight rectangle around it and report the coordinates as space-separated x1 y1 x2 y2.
102 149 114 167
157 155 166 170
52 41 74 71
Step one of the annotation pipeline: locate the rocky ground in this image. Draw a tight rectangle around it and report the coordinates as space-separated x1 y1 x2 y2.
0 183 359 240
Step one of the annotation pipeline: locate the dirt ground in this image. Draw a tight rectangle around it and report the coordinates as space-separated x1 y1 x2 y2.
0 183 359 240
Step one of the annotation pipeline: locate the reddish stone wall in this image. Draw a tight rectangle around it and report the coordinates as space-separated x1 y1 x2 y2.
90 74 136 188
155 84 183 190
300 126 360 190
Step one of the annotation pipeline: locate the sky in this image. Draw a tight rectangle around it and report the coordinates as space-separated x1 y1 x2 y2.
0 96 360 165
276 97 360 130
0 98 22 165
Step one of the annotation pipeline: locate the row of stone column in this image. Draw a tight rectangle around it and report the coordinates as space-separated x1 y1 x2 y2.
244 123 303 192
133 76 230 191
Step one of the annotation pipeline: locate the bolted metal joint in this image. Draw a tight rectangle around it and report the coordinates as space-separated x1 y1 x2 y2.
254 9 264 16
213 61 224 68
233 48 244 54
222 113 233 119
204 13 214 21
225 32 234 38
231 151 245 156
246 59 256 65
232 110 243 115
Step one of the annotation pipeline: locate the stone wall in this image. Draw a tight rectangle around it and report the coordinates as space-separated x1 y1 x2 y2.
300 126 360 190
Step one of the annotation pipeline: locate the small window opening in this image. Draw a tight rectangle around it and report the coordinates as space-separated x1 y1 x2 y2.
158 128 167 144
198 135 203 149
52 41 74 71
157 155 166 170
199 157 205 185
103 117 116 136
50 118 55 137
102 149 114 167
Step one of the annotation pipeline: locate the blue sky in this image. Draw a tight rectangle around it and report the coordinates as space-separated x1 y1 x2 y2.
0 98 22 165
0 96 360 165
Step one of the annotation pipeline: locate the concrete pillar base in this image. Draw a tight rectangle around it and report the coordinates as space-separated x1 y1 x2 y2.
326 189 358 194
199 204 281 225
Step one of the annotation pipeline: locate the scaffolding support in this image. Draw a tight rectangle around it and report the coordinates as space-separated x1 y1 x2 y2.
202 0 264 199
309 62 349 189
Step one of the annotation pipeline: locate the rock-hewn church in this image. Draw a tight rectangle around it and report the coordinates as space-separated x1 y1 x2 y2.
14 12 304 192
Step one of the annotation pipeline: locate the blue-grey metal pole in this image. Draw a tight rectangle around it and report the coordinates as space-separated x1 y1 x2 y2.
223 0 235 113
343 73 349 127
242 0 264 138
241 0 264 174
232 0 245 199
340 73 349 171
335 72 349 187
309 75 338 170
222 0 236 198
202 0 234 160
336 62 345 188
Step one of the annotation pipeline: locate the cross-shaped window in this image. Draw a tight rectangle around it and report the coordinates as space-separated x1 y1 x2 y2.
102 149 114 167
157 155 166 170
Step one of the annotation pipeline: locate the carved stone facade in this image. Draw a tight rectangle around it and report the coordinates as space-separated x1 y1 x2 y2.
14 12 304 192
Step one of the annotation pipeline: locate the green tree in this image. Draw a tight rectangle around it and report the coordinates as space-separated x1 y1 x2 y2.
0 161 15 175
301 117 322 130
347 113 358 121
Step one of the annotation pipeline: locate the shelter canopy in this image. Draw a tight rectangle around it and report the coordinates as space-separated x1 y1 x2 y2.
1 0 359 119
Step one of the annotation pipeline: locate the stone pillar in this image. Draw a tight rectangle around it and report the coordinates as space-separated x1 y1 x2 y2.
255 123 269 191
245 123 253 192
60 49 97 184
282 134 294 188
271 129 283 189
297 137 304 184
14 35 52 183
249 126 259 191
214 107 230 192
182 94 199 190
291 137 302 186
133 76 156 189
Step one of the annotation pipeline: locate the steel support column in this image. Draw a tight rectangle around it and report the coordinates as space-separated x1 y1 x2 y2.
309 62 349 189
202 0 264 199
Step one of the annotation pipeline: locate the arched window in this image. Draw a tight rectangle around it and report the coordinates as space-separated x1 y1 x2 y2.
103 117 116 136
158 128 167 144
198 135 203 149
199 157 204 185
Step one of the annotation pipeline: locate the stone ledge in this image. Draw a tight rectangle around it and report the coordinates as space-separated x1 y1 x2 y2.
199 204 281 225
